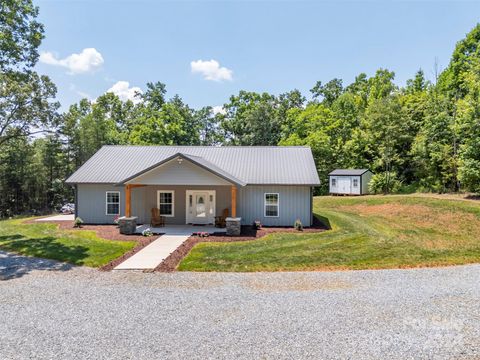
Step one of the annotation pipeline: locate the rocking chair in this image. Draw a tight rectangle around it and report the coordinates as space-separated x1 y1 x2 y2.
215 208 229 228
150 207 165 227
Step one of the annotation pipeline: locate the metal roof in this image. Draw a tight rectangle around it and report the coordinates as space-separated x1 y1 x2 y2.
66 146 320 186
328 169 371 176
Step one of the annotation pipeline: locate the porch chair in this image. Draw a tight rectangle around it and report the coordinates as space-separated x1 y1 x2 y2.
150 207 165 227
215 208 229 228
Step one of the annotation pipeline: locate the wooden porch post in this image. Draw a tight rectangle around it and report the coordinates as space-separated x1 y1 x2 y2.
125 184 131 217
231 185 237 217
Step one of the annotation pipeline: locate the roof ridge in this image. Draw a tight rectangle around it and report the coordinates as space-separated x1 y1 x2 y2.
101 145 311 148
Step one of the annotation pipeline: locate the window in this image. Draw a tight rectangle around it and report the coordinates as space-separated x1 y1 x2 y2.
106 191 120 215
353 178 359 187
331 178 336 187
157 191 174 217
264 193 279 217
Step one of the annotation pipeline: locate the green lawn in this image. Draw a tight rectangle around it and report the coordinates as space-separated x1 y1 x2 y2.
0 218 136 267
178 195 480 272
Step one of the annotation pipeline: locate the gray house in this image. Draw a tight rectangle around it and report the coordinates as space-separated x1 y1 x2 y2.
66 146 320 227
328 169 373 195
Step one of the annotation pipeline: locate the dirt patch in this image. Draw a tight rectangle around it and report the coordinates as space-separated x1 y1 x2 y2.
156 221 327 272
339 203 480 247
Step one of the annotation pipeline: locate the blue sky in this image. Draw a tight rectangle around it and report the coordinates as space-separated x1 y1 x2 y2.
35 0 480 111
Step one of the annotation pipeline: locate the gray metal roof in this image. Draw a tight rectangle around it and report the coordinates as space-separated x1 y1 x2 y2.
66 146 320 185
328 169 371 176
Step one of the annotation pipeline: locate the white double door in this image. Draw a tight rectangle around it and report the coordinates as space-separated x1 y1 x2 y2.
186 190 216 224
338 178 352 194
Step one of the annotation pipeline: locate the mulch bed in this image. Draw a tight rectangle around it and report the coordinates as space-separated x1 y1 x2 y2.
155 219 327 272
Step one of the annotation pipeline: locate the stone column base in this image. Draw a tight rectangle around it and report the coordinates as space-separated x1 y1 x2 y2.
226 217 241 236
118 216 138 235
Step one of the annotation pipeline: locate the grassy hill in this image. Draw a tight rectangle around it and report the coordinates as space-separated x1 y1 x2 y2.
179 194 480 271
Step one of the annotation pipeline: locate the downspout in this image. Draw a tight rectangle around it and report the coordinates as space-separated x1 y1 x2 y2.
310 187 313 226
74 184 78 219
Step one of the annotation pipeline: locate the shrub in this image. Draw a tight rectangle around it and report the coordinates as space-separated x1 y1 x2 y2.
142 228 153 237
252 220 262 230
369 172 402 194
294 219 303 231
73 217 84 228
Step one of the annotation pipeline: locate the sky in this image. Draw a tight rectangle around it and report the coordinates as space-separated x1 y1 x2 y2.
35 0 480 112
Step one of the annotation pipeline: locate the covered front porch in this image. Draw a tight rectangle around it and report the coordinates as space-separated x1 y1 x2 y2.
124 184 238 226
118 152 243 231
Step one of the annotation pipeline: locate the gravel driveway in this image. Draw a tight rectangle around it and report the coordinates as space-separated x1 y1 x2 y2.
1 250 479 359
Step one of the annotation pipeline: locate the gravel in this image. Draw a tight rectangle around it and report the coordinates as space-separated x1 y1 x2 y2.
1 250 479 359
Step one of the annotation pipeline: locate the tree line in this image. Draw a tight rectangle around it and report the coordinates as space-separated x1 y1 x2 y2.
1 0 480 217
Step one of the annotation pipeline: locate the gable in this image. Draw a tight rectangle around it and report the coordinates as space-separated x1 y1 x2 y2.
126 157 233 186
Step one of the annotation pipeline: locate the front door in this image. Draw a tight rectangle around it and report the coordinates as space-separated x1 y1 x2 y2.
186 190 215 224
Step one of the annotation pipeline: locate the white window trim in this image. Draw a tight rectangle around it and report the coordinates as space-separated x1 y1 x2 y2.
105 191 120 216
353 178 359 187
264 193 280 218
157 190 175 217
331 178 337 187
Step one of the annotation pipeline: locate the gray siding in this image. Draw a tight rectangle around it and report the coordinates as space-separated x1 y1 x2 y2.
77 184 312 227
77 184 125 224
237 185 312 226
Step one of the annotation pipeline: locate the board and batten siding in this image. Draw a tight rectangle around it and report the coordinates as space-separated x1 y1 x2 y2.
237 185 312 227
77 184 126 224
77 184 312 226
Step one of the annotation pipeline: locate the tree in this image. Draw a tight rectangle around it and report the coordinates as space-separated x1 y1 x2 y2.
0 0 58 148
0 0 44 71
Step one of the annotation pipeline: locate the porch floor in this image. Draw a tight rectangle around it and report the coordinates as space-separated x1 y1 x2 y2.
135 224 226 235
114 225 226 270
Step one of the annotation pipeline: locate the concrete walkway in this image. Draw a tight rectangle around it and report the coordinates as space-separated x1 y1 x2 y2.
35 214 75 222
114 225 224 270
114 234 189 270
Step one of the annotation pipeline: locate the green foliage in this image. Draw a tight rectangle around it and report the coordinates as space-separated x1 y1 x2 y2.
293 219 303 231
73 217 84 228
368 172 402 194
0 0 44 71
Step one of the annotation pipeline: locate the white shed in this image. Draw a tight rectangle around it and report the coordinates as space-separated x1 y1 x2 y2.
328 169 373 195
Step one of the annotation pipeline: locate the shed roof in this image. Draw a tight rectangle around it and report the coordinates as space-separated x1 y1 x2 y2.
328 169 371 176
66 146 320 186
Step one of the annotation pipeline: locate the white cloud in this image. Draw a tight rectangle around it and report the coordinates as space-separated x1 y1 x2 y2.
190 59 233 82
40 48 104 74
106 81 142 103
212 105 226 115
